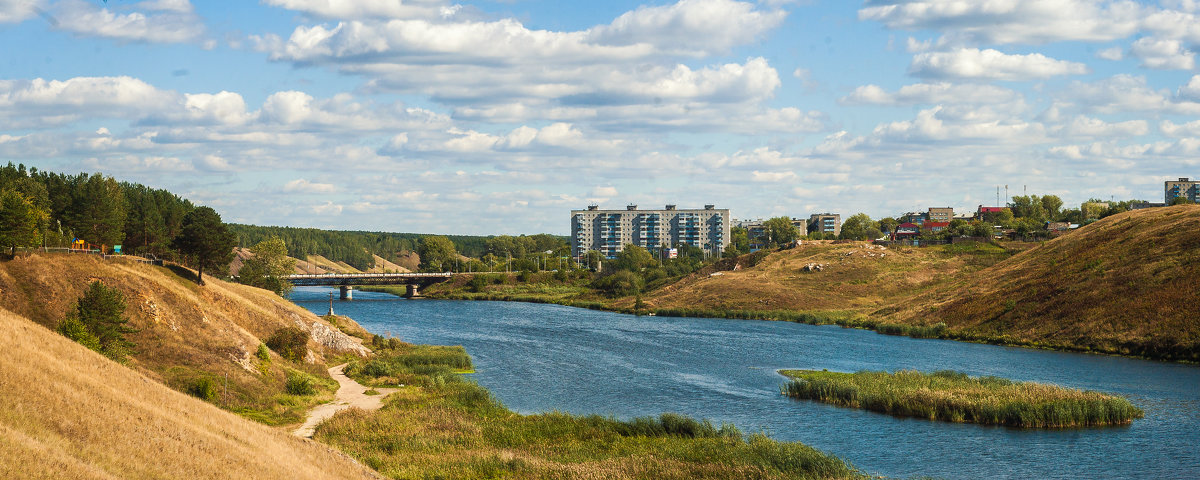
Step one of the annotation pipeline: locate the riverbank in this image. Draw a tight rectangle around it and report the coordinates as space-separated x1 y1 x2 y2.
313 335 866 479
780 369 1143 428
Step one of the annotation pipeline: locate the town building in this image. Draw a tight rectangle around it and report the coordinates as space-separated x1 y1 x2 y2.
928 207 953 223
892 222 920 240
808 213 841 237
571 204 730 260
1165 177 1199 204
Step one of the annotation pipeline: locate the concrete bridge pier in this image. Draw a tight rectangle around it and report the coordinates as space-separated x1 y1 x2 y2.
405 284 420 298
339 286 353 300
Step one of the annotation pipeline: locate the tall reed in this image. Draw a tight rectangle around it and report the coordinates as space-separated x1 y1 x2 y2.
781 369 1143 428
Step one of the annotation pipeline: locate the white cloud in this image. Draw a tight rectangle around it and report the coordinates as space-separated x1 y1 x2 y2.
1059 74 1200 115
590 186 619 197
841 82 1021 105
859 0 1145 45
0 0 43 23
283 179 337 193
870 106 1046 144
1160 119 1200 137
587 0 787 56
1051 116 1149 138
52 0 205 44
262 0 446 20
910 48 1090 80
1130 37 1195 70
1097 47 1125 60
1179 75 1200 101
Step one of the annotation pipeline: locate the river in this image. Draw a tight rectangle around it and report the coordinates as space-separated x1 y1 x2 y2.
292 288 1200 479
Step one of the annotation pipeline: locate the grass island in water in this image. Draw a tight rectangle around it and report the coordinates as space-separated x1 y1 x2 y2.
780 369 1143 428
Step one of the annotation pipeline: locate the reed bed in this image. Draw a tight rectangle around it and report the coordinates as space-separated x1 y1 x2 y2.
322 345 865 479
780 369 1143 428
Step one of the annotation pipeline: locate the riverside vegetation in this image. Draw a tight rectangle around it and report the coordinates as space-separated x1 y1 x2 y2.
316 337 864 479
780 369 1143 428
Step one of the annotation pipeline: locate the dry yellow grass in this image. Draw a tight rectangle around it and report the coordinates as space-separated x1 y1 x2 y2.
642 241 1002 314
0 253 365 423
0 307 380 480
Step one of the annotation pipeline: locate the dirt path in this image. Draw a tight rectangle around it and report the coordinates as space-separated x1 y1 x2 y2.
293 364 398 438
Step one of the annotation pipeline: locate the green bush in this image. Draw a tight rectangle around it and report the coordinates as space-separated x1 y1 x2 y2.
256 343 270 361
286 370 316 395
591 270 643 297
266 327 310 362
467 275 488 293
188 377 219 402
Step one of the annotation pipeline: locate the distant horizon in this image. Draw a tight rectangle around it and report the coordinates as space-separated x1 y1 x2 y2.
6 1 1200 236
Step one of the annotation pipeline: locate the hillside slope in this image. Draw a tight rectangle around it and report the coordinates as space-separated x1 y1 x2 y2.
0 307 379 480
0 254 367 423
643 240 1009 315
896 205 1200 360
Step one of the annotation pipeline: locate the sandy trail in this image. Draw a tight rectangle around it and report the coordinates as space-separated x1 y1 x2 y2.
293 363 398 438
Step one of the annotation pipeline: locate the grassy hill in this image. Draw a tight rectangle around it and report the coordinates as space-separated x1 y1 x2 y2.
0 307 379 479
0 253 368 424
637 205 1200 361
892 205 1200 360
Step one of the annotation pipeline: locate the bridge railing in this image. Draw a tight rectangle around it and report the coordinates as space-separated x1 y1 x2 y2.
284 272 453 279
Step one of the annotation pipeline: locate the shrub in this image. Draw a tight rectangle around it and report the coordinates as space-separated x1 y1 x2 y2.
188 377 219 402
256 343 270 361
57 316 101 353
285 371 316 395
467 275 488 293
266 327 310 362
591 270 643 297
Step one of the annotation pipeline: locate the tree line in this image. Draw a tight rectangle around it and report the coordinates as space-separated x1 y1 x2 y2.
0 163 235 284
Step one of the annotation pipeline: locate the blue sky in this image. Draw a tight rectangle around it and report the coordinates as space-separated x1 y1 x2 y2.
3 0 1200 235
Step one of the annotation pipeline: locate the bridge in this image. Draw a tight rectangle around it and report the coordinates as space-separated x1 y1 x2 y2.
286 272 454 299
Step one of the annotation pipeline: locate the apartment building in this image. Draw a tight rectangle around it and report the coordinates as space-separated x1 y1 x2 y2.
808 213 841 237
571 204 730 259
928 207 954 223
1165 177 1199 204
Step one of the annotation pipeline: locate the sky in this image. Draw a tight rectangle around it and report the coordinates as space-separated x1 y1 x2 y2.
3 0 1200 235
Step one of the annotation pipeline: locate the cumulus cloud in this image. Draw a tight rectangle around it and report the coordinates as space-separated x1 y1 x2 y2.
283 178 337 193
1058 74 1200 115
910 48 1090 80
1097 47 1125 60
262 0 447 20
0 0 43 23
587 0 787 56
1130 37 1196 69
1179 75 1200 101
859 0 1144 44
840 82 1021 105
52 0 205 44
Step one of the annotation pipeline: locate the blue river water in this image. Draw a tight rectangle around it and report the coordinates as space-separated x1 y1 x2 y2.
292 287 1200 479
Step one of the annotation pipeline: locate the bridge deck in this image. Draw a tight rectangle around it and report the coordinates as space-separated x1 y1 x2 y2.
285 273 454 286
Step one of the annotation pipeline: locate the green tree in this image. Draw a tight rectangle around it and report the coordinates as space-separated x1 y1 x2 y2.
238 236 297 295
727 226 750 256
592 270 643 297
1170 195 1194 205
584 250 604 271
614 244 657 271
67 174 126 249
173 206 236 285
0 190 43 255
838 213 877 241
878 217 900 237
1041 195 1064 220
418 235 458 272
59 281 137 362
763 216 799 247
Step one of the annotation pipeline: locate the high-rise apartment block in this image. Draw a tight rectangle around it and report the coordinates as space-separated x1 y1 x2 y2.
571 205 730 259
1165 177 1199 204
808 213 841 237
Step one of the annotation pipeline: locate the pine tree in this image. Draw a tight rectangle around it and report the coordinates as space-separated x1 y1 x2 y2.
62 281 137 362
0 190 43 255
173 206 236 285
